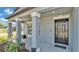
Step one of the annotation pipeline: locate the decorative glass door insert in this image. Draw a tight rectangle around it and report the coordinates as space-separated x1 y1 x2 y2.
55 18 69 45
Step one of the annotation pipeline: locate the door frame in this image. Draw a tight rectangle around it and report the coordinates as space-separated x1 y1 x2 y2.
53 14 71 52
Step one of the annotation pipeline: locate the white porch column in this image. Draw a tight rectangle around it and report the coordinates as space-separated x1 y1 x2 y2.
31 12 40 52
23 22 28 35
72 7 79 51
21 22 28 43
15 18 22 44
8 21 12 40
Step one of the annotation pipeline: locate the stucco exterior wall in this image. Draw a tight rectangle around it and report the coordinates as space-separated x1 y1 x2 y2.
39 12 72 52
71 8 79 52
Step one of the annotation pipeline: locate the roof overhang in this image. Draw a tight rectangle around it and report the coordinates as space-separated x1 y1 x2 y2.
6 7 35 19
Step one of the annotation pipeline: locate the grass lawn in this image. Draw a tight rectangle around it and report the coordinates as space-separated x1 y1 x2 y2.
0 29 16 44
0 34 8 44
0 29 8 44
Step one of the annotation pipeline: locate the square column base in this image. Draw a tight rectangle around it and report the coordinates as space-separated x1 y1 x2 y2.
31 48 36 52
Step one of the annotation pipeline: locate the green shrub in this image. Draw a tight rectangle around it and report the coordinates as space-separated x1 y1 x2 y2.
4 42 18 52
0 29 7 33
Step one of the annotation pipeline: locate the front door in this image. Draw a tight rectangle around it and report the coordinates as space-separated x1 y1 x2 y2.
54 18 70 51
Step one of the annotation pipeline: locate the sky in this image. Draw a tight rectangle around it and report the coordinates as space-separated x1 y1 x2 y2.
0 7 16 26
0 7 16 18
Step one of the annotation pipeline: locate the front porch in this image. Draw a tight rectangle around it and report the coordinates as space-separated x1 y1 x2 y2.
7 7 79 52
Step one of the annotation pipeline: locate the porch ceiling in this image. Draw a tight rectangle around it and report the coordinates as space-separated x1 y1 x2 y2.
41 7 73 17
7 7 73 22
7 7 57 21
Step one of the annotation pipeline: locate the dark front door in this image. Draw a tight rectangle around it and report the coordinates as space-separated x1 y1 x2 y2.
55 18 69 45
